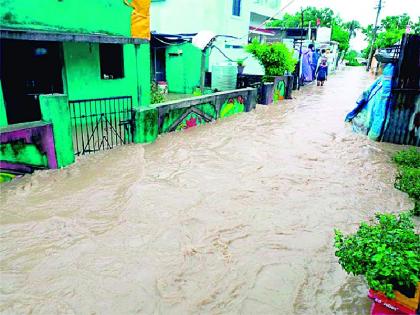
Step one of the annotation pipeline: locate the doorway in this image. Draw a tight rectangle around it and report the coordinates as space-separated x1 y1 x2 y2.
0 39 63 124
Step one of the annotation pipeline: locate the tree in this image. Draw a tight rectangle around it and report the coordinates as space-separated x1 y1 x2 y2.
267 7 360 53
344 50 361 66
332 22 350 51
413 17 420 34
268 7 336 28
362 14 415 58
245 40 297 77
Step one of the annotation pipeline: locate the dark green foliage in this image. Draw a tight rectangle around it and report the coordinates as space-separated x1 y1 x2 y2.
334 212 420 298
363 13 419 56
267 7 360 53
331 22 350 51
151 81 165 104
245 40 297 76
394 148 420 216
394 148 420 168
268 7 337 28
344 50 362 66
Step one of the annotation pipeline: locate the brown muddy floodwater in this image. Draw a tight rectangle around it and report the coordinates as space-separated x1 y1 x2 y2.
0 67 414 315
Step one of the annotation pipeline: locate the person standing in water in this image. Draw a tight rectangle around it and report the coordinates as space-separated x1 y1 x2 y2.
316 59 328 86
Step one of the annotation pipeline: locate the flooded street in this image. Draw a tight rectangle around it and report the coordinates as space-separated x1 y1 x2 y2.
0 67 413 314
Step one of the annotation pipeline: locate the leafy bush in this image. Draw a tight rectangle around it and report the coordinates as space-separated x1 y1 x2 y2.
245 40 297 77
334 212 420 298
344 50 362 66
151 81 165 104
394 148 420 216
394 148 420 168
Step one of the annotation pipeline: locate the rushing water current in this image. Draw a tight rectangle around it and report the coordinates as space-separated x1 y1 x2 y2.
0 67 414 314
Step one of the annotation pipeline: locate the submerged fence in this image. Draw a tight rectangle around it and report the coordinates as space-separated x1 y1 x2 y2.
381 34 420 146
69 96 133 156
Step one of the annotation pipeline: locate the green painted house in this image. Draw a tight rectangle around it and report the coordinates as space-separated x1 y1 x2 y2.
0 0 151 128
0 0 152 179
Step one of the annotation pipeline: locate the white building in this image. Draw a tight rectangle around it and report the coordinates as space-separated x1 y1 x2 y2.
151 0 282 75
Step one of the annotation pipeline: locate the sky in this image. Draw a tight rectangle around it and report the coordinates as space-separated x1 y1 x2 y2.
281 0 420 50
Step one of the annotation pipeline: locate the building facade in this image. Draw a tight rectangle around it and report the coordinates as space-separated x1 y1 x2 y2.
0 0 152 180
150 0 283 93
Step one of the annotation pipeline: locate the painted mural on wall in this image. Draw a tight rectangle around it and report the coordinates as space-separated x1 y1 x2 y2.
175 112 205 131
162 103 217 133
273 79 286 102
0 122 58 183
220 96 245 118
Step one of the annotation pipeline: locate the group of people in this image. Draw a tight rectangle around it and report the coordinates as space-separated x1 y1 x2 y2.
301 44 330 87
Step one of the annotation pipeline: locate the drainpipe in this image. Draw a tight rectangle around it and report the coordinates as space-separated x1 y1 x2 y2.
200 49 206 94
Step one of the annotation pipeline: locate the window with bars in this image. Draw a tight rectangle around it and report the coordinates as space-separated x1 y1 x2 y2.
232 0 241 16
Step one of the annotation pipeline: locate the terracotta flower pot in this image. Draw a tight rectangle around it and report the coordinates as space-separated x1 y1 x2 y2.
368 282 420 315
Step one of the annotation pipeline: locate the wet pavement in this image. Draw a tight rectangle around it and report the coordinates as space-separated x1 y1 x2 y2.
0 67 413 314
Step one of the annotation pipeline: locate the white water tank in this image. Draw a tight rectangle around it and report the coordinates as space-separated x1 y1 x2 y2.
211 63 237 91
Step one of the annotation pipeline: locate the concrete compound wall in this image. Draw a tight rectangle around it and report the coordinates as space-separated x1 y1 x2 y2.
0 94 74 182
133 87 257 143
0 121 58 182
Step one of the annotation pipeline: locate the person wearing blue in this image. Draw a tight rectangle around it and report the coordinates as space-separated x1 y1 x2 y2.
301 44 314 83
312 48 320 80
315 59 328 86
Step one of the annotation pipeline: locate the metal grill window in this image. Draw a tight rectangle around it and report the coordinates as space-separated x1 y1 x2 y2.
69 96 133 156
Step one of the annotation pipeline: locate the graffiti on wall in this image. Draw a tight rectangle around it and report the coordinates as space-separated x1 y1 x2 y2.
176 112 204 131
220 96 245 118
0 122 58 183
164 104 216 133
273 79 286 102
0 172 17 183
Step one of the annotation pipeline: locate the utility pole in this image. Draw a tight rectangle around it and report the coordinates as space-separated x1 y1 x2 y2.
298 7 304 89
366 0 383 71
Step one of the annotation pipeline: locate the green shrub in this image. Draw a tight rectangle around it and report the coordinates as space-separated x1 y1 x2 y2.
245 40 297 77
334 212 420 298
151 81 165 104
394 148 420 168
394 148 420 216
344 50 362 66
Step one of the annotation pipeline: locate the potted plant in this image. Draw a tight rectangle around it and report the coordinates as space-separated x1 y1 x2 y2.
334 212 420 314
245 40 297 104
237 59 245 74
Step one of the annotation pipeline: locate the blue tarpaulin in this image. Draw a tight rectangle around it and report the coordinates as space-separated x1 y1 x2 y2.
345 64 395 140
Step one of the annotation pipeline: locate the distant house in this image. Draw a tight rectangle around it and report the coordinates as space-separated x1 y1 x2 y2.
150 0 284 93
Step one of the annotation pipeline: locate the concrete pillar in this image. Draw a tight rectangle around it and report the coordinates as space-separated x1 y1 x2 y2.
245 88 258 111
135 43 151 108
133 108 158 144
39 94 75 167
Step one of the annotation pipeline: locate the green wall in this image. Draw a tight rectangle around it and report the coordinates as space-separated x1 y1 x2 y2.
39 94 75 167
0 143 48 167
0 80 7 127
136 44 152 107
63 42 140 107
0 0 132 36
166 43 208 94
